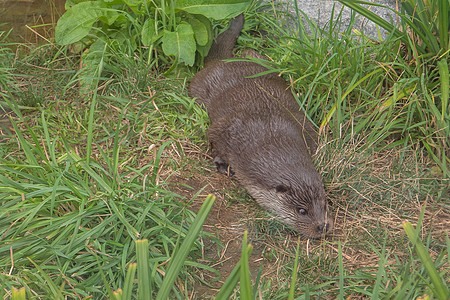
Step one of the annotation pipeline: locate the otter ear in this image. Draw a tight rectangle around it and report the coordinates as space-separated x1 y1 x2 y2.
275 184 290 193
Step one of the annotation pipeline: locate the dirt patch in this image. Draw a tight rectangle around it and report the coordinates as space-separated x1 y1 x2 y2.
0 108 15 139
169 162 264 297
167 152 335 298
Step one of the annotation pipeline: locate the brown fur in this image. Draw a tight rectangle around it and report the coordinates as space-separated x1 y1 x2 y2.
189 14 332 238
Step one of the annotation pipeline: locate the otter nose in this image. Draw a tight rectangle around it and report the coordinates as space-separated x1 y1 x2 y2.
317 222 331 234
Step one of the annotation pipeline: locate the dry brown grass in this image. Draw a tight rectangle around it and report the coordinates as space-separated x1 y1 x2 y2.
157 130 449 298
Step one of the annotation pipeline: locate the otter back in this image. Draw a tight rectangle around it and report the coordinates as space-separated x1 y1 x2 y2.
189 14 333 238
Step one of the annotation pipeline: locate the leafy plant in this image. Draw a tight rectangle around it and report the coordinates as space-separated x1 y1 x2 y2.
55 0 249 91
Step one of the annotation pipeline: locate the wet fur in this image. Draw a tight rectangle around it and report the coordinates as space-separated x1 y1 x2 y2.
189 14 333 238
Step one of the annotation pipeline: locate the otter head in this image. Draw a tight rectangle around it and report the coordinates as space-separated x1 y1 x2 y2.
246 178 333 238
239 146 333 238
274 179 332 238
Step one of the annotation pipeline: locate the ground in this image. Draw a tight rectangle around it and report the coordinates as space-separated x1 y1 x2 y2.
162 133 449 298
1 27 448 297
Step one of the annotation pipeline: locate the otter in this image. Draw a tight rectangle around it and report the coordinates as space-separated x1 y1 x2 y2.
189 14 333 238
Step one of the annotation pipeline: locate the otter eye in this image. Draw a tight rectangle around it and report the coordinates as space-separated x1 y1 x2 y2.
275 184 289 193
296 207 307 215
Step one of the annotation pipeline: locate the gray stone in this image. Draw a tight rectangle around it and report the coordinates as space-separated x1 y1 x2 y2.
287 0 398 38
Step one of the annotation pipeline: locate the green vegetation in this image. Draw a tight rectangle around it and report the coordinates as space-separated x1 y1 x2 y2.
0 30 15 106
1 0 448 298
55 0 249 91
243 0 449 176
336 0 449 176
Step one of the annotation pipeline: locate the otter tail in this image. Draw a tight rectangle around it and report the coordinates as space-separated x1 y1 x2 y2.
205 14 244 64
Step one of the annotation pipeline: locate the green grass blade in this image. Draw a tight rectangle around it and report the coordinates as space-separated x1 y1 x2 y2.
320 68 382 129
137 240 152 300
402 0 440 54
9 120 38 166
304 285 310 300
27 257 64 299
422 141 450 178
240 231 253 300
338 241 344 300
438 0 449 51
150 140 174 186
403 221 450 300
11 287 26 300
107 199 140 238
372 241 387 299
339 0 441 54
252 265 263 299
40 111 57 165
12 195 51 239
86 79 98 165
288 238 301 300
437 59 449 122
85 43 106 165
111 108 127 188
68 152 114 194
122 263 137 300
155 194 215 300
96 253 117 300
215 245 253 299
447 235 450 267
113 289 123 300
337 0 407 42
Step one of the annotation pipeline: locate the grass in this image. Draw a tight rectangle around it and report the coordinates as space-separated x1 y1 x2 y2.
242 0 449 176
0 41 211 298
1 0 449 298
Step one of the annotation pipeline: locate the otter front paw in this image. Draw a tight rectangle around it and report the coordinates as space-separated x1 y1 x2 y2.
214 156 234 176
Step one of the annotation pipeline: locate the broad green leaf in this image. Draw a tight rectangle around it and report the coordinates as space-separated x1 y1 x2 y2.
161 23 196 66
79 39 106 93
190 14 213 57
187 15 209 46
122 0 141 14
55 1 119 45
176 0 250 20
141 18 157 47
64 0 89 9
